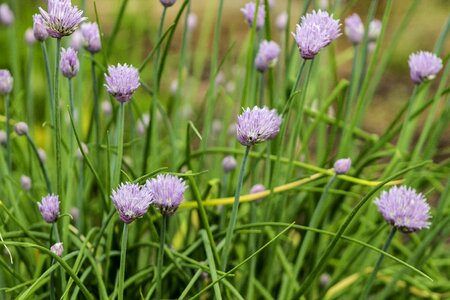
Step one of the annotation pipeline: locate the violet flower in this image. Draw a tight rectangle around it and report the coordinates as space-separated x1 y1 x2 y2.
104 64 140 103
344 14 364 44
60 47 79 78
33 14 49 42
255 40 281 73
0 4 14 26
0 70 13 95
241 2 265 31
236 106 282 146
111 182 152 224
408 51 443 84
145 174 188 216
80 22 101 54
39 0 87 38
38 194 60 223
334 158 351 174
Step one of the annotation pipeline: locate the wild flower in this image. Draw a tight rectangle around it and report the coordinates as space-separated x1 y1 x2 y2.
38 0 87 38
111 183 152 224
104 64 140 103
38 194 60 223
145 174 187 216
408 51 443 84
236 106 282 146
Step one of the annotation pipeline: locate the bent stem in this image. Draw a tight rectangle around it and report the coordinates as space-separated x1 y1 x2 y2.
221 146 251 271
118 224 129 300
157 215 167 300
360 226 397 299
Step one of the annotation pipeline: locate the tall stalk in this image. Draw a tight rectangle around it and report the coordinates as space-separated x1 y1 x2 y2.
54 39 62 196
118 224 129 300
157 216 167 300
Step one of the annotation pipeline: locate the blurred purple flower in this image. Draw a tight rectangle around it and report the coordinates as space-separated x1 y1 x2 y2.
250 184 266 201
104 64 140 103
111 182 152 224
160 0 176 7
50 242 64 256
255 40 280 72
81 22 101 53
14 122 29 136
292 10 341 59
0 4 14 26
374 186 431 233
38 194 60 223
20 175 32 191
60 47 79 78
241 2 265 31
70 29 84 50
236 106 282 146
222 156 237 173
25 28 37 45
145 174 187 216
368 19 382 41
408 51 443 84
187 13 198 31
334 158 351 174
276 12 288 31
33 14 49 42
39 0 87 38
0 69 13 95
344 14 363 44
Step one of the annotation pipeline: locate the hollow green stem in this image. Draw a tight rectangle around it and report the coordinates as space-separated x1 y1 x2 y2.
54 38 62 196
91 53 100 156
221 146 250 271
114 103 125 186
41 41 54 123
157 216 167 300
360 227 397 299
26 133 52 193
118 224 128 300
4 94 11 172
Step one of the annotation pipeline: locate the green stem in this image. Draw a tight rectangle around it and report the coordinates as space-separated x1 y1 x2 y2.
4 94 11 172
114 103 125 186
54 38 62 196
26 133 52 193
118 224 128 300
360 227 397 299
91 54 100 156
68 78 74 154
157 216 167 300
221 146 250 271
41 41 54 124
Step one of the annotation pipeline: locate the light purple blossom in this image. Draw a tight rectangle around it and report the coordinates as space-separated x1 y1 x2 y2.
344 14 363 44
0 4 14 26
14 122 29 136
70 29 84 50
222 156 237 173
20 175 32 191
374 186 431 233
50 242 64 256
38 194 60 223
160 0 176 7
292 10 341 59
80 22 101 53
60 47 79 78
145 174 188 216
104 64 140 103
0 69 13 95
250 184 266 201
111 182 152 224
39 0 87 38
33 14 48 42
276 12 288 31
408 51 443 84
187 13 198 31
236 106 282 146
368 19 382 41
334 158 351 174
241 2 265 31
25 28 36 45
255 40 281 72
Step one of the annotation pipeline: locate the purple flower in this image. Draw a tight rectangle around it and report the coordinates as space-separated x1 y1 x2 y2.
33 14 49 42
368 19 381 41
50 242 64 256
39 0 87 38
222 156 237 173
145 174 188 216
25 28 36 45
104 64 140 103
0 4 14 26
292 10 341 59
334 158 351 174
255 40 281 72
276 12 288 31
38 194 60 223
14 122 29 136
241 2 265 31
250 184 266 201
0 69 13 95
236 106 282 146
111 182 152 224
344 14 363 44
408 51 443 85
60 47 79 78
80 22 101 53
69 29 84 50
374 186 431 233
187 13 198 31
160 0 176 7
20 175 32 191
0 130 5 145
